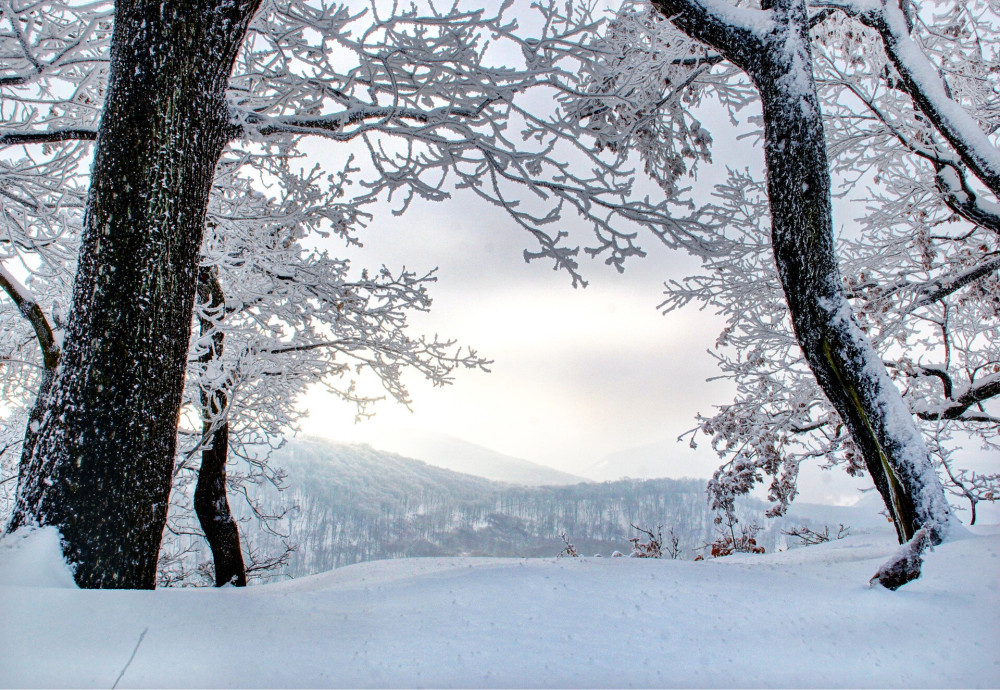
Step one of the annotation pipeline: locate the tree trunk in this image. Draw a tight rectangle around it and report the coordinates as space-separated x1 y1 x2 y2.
195 418 247 587
652 0 952 587
195 267 246 587
7 0 261 589
741 0 950 554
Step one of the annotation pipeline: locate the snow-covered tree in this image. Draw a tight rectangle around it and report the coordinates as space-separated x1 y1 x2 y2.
0 1 507 587
0 128 486 586
4 0 992 591
0 0 693 587
171 157 487 586
558 0 998 586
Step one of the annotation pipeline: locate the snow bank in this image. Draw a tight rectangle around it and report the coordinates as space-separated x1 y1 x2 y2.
0 527 76 589
1 528 997 688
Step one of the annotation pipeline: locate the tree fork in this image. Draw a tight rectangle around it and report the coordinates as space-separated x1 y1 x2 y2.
7 0 262 589
0 264 60 473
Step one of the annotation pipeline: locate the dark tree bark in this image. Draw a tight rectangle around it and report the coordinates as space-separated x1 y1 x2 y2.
7 0 262 589
195 266 246 587
650 0 951 586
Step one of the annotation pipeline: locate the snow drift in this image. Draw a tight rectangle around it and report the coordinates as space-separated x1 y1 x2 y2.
1 524 997 688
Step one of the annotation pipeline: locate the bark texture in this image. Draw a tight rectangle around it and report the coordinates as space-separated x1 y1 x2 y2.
195 267 246 587
8 0 261 589
651 0 951 567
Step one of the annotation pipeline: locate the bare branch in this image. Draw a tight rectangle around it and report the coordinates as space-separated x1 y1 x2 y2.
0 128 98 147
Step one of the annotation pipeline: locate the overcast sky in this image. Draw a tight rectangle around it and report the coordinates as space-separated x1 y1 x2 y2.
286 38 889 507
289 3 892 508
299 187 735 478
292 14 747 481
296 177 898 510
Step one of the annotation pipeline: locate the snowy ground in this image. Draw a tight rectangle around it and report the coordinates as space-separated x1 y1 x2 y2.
1 524 998 688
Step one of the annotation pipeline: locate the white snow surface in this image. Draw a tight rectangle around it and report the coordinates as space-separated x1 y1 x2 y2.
2 525 998 688
0 527 76 589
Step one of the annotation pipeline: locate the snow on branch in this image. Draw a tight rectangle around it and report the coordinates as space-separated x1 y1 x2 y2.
0 263 59 371
0 1 112 88
818 0 1000 196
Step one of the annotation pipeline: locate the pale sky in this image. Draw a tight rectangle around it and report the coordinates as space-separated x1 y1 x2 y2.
290 3 991 514
295 177 996 515
293 20 749 482
299 189 734 479
290 50 879 505
295 186 892 510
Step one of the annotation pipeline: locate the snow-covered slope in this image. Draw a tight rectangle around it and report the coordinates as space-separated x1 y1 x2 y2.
583 437 710 481
2 525 997 688
368 428 588 485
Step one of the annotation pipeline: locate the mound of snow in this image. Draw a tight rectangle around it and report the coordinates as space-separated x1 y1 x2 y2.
0 527 76 589
1 528 997 687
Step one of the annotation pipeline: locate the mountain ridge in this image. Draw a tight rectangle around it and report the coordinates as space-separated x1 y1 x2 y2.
247 437 861 579
345 428 588 486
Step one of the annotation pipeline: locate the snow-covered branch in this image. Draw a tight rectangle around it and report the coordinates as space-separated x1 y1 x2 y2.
819 0 1000 195
914 372 1000 421
0 263 59 372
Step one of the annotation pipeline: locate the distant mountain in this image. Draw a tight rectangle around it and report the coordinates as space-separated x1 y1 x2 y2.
270 436 498 503
373 428 587 486
583 437 714 481
246 437 860 579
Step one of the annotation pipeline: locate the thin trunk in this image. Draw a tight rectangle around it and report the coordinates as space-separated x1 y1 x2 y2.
195 266 246 587
195 419 247 586
8 0 261 589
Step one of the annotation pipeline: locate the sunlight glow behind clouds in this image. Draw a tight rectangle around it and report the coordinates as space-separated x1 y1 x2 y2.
299 190 732 477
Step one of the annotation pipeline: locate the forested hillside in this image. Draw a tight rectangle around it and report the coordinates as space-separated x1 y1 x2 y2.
255 438 837 578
